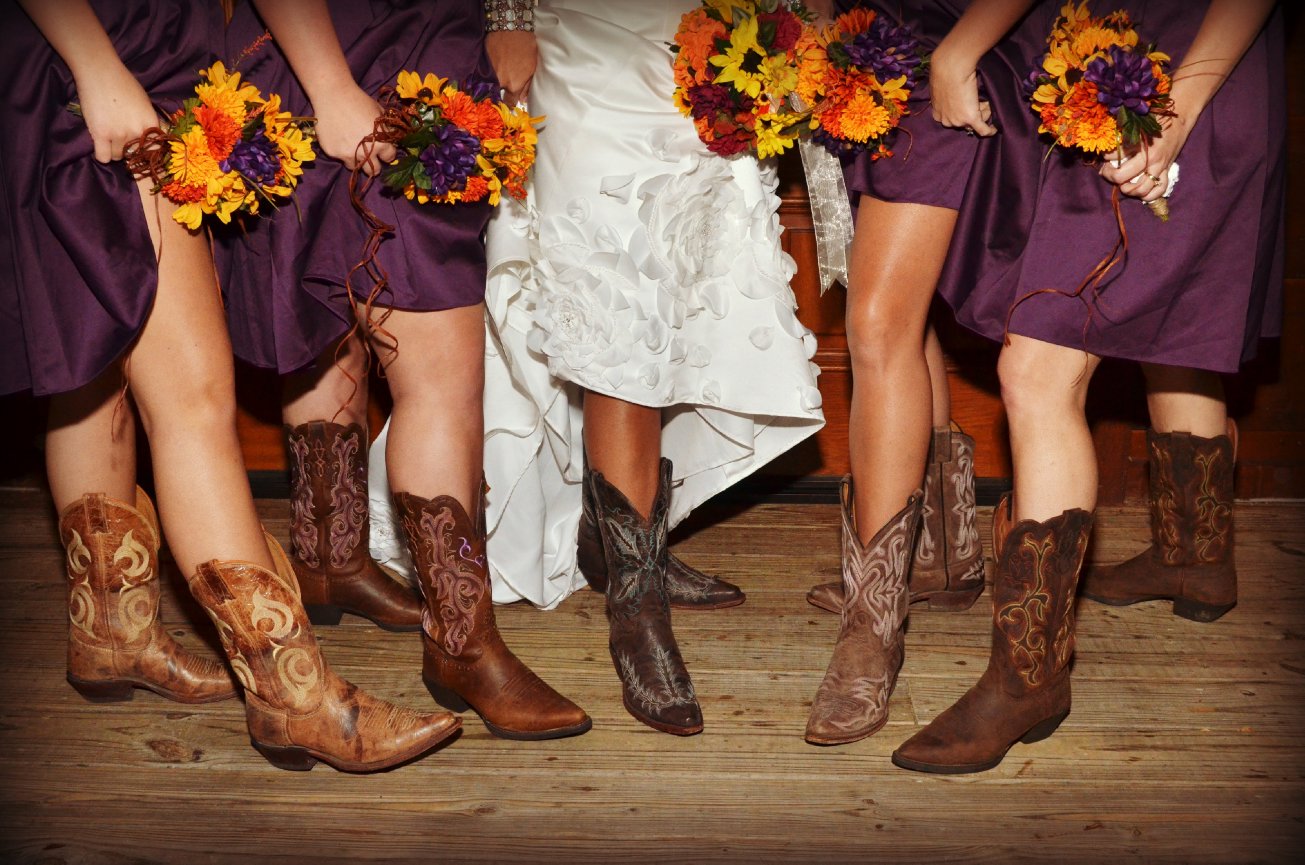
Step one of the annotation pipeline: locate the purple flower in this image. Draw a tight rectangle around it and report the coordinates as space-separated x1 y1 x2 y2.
418 123 481 196
845 17 923 89
1084 45 1159 115
222 126 280 186
464 74 501 102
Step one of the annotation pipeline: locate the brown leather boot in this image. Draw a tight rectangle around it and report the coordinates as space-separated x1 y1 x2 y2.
806 479 922 745
891 497 1093 774
60 489 236 704
592 459 703 735
808 426 985 614
286 421 422 631
187 534 460 771
1081 428 1236 622
395 487 591 740
579 461 745 610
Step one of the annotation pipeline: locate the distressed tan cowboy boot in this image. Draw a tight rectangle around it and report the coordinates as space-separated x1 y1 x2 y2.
286 421 422 631
806 479 922 745
578 461 744 610
808 425 985 614
60 489 236 704
395 487 591 741
592 459 702 735
1081 425 1236 622
892 496 1093 774
187 535 460 772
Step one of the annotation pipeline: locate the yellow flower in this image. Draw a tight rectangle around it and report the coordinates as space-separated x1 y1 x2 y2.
710 15 766 99
396 71 446 103
170 126 221 187
196 61 260 126
758 53 798 98
754 114 798 159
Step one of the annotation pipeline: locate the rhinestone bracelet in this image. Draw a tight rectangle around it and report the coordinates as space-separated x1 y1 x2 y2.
485 0 537 32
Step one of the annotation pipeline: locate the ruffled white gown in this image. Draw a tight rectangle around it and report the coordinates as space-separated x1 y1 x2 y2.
368 0 825 608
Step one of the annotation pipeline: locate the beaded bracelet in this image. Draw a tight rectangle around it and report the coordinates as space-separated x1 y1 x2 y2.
485 0 537 32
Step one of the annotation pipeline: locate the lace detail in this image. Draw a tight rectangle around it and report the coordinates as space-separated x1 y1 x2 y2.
949 438 981 563
1193 449 1232 563
997 533 1054 689
1149 436 1183 565
327 429 368 569
287 433 321 568
418 508 486 656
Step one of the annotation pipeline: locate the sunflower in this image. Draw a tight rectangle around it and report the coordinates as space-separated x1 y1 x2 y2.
710 16 768 99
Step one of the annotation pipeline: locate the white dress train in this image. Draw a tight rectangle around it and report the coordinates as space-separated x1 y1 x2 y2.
368 0 825 608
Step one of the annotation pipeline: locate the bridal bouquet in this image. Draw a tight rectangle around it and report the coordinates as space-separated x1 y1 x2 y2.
672 0 812 159
374 71 540 206
796 7 926 160
125 62 315 230
1027 0 1176 218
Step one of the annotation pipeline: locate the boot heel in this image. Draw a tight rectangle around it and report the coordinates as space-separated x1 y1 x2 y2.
67 676 135 703
923 582 985 612
1020 710 1069 744
1173 597 1235 623
424 678 471 713
252 740 319 771
305 604 344 626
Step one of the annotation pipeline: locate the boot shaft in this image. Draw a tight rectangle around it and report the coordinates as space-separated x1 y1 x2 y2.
589 459 673 624
60 491 162 650
990 508 1094 696
914 428 983 589
285 421 373 576
1145 430 1234 567
838 477 922 645
393 488 495 657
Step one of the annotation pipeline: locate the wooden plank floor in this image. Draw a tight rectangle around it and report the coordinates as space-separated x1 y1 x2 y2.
0 488 1302 863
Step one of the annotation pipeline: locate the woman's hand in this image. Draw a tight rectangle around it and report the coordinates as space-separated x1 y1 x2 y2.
312 85 396 176
486 31 538 105
1098 113 1190 203
929 45 995 137
73 61 160 162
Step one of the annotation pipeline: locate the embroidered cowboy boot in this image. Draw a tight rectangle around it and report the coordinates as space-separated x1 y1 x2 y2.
1081 427 1236 622
60 489 236 703
286 421 422 631
807 426 985 614
578 461 745 610
187 534 460 772
592 459 702 735
891 496 1093 774
805 479 922 745
395 487 591 740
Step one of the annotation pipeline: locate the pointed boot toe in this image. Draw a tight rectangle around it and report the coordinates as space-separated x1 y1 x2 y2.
805 580 843 613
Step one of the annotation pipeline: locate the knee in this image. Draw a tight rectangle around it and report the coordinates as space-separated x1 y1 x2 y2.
136 366 237 437
845 296 922 371
998 342 1089 418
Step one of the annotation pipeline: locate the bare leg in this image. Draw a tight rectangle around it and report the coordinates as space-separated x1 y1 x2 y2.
924 325 951 428
282 331 371 429
375 304 484 506
583 393 661 518
998 335 1102 522
125 180 272 574
845 198 957 540
1140 363 1227 439
46 368 137 511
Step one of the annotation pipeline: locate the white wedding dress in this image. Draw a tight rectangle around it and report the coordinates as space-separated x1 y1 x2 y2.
368 0 825 608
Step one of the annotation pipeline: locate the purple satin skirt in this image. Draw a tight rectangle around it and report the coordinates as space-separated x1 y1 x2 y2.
0 0 223 396
839 0 1285 373
216 0 495 374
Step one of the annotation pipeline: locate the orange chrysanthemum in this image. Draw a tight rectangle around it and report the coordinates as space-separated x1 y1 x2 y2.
443 89 504 140
195 104 243 161
161 180 206 204
675 8 726 73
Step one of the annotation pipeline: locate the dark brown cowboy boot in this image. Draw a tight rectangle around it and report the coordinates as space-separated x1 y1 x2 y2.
1081 427 1236 622
808 426 985 613
892 496 1093 774
395 487 591 741
286 421 422 631
806 479 922 745
592 459 703 735
60 489 236 704
187 534 460 772
578 462 744 610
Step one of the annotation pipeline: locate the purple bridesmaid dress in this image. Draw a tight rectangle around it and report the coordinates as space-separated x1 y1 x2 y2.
217 0 496 375
0 1 223 396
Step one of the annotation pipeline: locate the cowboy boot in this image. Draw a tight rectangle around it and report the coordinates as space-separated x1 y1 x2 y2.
286 421 422 631
1081 426 1236 622
891 495 1093 774
60 488 236 704
805 479 922 745
395 486 591 741
187 533 461 771
807 426 985 614
578 461 745 610
592 459 703 735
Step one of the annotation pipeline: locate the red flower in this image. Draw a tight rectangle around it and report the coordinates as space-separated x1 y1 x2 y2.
759 11 801 53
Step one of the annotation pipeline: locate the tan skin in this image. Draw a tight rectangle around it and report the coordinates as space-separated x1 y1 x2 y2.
1002 0 1275 522
26 0 274 573
253 0 483 509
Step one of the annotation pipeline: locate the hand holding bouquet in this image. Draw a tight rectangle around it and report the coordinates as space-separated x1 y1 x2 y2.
1028 1 1176 219
672 0 811 159
124 62 315 229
